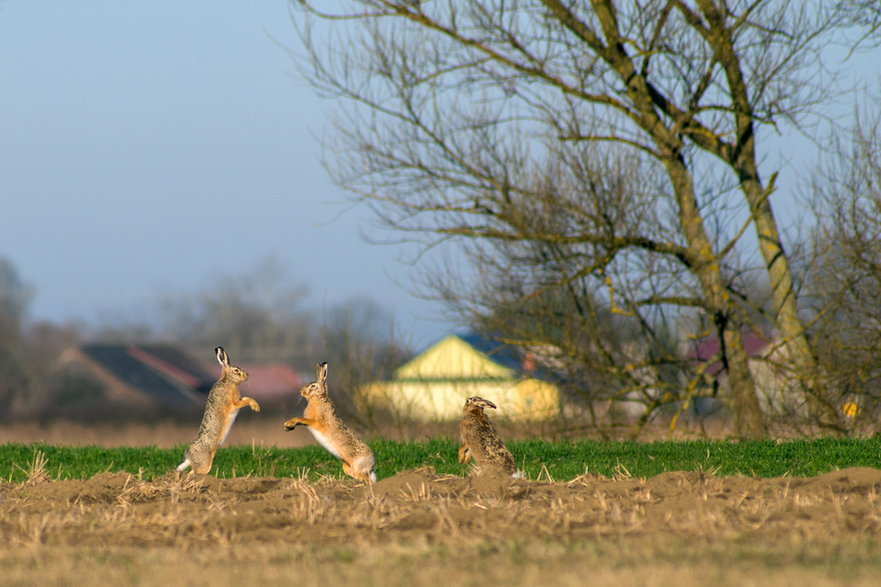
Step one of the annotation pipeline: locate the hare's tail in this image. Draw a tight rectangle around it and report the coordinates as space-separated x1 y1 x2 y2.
176 458 192 472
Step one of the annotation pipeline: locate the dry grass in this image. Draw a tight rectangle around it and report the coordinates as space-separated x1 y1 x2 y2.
2 467 881 585
1 540 878 587
16 449 52 485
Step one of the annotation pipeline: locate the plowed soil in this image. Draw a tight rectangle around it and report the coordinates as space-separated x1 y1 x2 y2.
3 467 881 585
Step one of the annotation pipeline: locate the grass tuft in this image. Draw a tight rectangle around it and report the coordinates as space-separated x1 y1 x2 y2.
15 449 51 485
1 437 881 482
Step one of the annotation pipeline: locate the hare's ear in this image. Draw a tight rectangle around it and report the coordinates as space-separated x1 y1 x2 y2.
215 347 230 367
316 362 328 383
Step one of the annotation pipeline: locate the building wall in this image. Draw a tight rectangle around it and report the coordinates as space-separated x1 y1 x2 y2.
360 378 560 421
360 334 562 421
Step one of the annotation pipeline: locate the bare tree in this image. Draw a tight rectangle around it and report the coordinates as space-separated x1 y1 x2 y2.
156 257 314 367
801 108 881 433
836 0 881 49
152 259 412 409
0 257 32 343
316 297 412 425
18 321 82 413
424 146 694 435
0 258 34 411
292 0 862 437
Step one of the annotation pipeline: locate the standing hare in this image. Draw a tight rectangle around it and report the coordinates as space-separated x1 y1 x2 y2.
284 362 376 483
458 396 519 477
177 347 260 474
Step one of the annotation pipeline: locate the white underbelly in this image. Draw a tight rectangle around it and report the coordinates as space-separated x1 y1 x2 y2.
219 411 238 446
308 428 342 460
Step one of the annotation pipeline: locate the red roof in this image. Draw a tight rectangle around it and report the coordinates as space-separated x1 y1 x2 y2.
686 331 771 377
239 364 302 400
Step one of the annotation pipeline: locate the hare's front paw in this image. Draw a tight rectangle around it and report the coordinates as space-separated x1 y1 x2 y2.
284 419 299 431
250 399 261 413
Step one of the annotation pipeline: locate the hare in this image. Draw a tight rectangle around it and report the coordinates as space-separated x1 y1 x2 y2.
177 347 260 474
284 362 376 483
458 396 519 477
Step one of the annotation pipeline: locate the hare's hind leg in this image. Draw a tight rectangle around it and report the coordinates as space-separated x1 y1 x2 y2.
184 446 216 475
342 460 371 483
359 464 377 484
192 456 214 475
347 455 377 483
355 470 375 483
178 456 212 475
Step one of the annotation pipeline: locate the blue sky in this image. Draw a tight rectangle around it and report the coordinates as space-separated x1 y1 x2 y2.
0 2 876 349
0 1 452 346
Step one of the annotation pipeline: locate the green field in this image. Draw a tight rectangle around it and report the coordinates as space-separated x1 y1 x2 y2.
4 437 881 483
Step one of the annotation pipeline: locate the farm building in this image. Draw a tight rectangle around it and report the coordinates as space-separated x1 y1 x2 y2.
685 330 798 417
359 333 562 421
55 344 301 414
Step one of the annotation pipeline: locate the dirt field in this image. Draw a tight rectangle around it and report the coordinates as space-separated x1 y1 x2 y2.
3 466 881 586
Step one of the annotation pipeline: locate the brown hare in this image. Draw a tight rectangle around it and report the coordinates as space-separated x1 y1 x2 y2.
177 347 260 474
284 362 376 483
458 396 520 477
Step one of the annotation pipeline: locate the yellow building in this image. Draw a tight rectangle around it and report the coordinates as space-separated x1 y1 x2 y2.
360 333 561 421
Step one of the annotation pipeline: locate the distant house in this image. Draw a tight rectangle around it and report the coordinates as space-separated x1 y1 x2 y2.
685 330 795 415
57 344 301 412
686 330 773 378
359 333 562 421
238 363 303 406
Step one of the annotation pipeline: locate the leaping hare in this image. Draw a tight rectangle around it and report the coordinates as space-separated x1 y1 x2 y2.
284 362 376 483
458 396 519 477
177 347 260 474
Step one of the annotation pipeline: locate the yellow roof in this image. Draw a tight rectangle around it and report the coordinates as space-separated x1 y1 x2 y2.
394 334 516 380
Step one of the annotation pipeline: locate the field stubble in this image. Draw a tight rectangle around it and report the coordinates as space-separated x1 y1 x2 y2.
3 465 881 585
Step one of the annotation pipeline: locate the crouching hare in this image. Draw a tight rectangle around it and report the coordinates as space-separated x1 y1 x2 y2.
458 396 521 477
177 347 260 474
284 362 376 483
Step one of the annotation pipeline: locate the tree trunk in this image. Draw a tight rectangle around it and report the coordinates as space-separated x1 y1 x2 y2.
742 177 841 433
582 1 767 436
721 322 767 439
664 157 767 438
702 0 841 433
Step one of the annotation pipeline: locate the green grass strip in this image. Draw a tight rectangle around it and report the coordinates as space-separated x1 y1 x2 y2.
2 437 880 483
